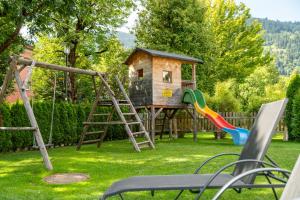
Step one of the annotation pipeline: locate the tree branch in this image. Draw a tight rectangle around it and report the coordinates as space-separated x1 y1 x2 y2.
0 20 22 54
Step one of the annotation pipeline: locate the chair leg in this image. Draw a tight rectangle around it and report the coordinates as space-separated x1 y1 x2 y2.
264 174 279 200
119 193 124 200
174 190 184 200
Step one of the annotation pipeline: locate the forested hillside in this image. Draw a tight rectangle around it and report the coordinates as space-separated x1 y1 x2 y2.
258 18 300 75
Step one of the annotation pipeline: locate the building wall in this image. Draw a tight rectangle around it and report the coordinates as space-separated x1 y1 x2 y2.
128 51 153 106
152 56 182 106
6 47 33 103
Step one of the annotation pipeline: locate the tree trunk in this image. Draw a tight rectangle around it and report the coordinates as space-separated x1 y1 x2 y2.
0 21 22 54
68 41 78 103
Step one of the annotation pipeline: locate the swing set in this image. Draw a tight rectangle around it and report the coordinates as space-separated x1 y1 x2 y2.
0 56 154 170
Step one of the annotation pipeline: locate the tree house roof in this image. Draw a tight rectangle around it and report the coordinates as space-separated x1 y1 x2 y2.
124 47 203 65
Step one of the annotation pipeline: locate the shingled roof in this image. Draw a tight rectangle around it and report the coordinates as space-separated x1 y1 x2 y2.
124 47 203 65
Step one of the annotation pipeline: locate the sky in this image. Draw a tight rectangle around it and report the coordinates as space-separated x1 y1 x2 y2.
118 0 300 33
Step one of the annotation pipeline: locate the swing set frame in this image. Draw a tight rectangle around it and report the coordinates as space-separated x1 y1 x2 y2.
0 56 106 170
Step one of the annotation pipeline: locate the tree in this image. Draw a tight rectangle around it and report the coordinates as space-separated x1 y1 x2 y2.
32 35 129 102
0 0 53 54
44 0 134 102
206 0 273 83
285 73 300 139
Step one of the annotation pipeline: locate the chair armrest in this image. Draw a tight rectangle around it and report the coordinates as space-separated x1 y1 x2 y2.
194 153 240 174
194 159 278 200
212 168 291 200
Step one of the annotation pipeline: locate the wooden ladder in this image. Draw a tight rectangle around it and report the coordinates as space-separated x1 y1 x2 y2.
76 74 155 152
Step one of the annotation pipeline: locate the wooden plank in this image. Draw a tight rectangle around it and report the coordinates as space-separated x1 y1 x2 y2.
0 127 36 131
13 59 53 170
83 139 102 144
16 57 103 76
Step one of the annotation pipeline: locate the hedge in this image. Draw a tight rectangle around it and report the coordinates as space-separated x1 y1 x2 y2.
291 90 300 140
0 101 128 152
285 74 300 140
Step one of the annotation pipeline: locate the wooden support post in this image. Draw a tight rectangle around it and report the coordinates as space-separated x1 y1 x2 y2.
173 118 178 139
169 118 173 138
13 59 53 170
192 63 196 90
151 106 156 142
160 112 167 139
283 125 288 141
193 109 198 142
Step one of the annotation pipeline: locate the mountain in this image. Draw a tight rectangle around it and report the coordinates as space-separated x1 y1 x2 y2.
258 18 300 75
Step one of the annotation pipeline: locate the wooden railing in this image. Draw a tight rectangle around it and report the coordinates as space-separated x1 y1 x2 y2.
181 80 195 90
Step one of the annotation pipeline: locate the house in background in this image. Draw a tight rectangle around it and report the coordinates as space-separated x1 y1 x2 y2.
6 46 33 103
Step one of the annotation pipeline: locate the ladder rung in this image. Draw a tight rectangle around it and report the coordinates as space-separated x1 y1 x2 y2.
93 113 110 116
132 131 145 135
117 100 128 103
85 131 104 135
127 121 140 125
0 127 37 131
82 139 102 144
32 144 53 149
119 103 130 106
137 141 150 146
83 121 125 125
123 113 135 116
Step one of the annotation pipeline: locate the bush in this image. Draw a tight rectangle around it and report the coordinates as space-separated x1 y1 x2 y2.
291 90 300 140
285 74 300 140
0 101 128 152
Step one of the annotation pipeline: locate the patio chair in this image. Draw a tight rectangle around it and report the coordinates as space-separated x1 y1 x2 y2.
213 155 300 200
100 99 288 200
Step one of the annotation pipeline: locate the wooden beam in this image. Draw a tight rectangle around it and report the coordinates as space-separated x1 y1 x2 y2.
0 127 36 131
13 58 53 170
192 63 196 89
193 109 198 142
151 106 156 142
154 107 164 119
16 57 104 76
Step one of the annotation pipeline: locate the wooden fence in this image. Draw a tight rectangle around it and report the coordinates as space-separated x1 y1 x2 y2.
142 111 288 140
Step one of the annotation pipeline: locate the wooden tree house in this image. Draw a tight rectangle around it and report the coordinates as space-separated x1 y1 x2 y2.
125 48 203 142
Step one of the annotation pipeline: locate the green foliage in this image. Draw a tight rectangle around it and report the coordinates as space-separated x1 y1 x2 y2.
0 103 12 151
285 73 300 139
237 65 282 112
205 80 241 112
291 90 300 140
0 102 128 152
207 0 272 84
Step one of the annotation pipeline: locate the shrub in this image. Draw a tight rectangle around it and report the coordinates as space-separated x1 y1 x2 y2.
0 101 127 152
291 90 300 140
285 74 300 140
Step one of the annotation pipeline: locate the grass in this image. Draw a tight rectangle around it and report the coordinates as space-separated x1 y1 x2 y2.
0 133 299 200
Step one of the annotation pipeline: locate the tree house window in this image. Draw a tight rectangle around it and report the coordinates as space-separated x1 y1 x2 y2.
137 69 143 79
163 70 172 83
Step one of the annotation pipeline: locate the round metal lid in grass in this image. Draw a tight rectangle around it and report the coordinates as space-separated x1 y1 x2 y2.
44 173 89 184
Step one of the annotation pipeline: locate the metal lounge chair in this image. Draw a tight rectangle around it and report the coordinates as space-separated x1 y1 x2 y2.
100 99 288 200
213 155 300 200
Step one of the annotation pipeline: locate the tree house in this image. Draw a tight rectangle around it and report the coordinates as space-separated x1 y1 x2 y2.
124 48 203 142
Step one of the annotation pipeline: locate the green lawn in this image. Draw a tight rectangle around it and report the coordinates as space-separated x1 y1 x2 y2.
0 133 299 200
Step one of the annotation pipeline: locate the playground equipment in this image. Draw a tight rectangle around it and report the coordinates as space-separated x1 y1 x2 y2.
0 56 154 170
182 89 250 145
